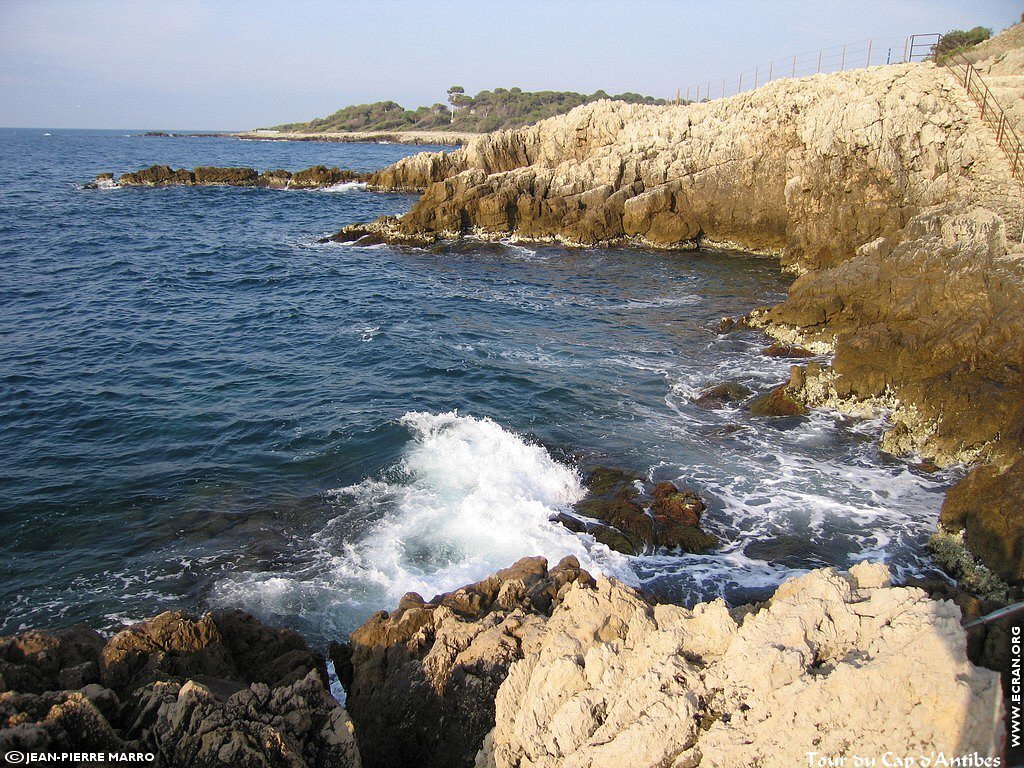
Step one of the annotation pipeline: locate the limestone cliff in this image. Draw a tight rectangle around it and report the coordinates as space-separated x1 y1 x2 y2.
339 59 1024 582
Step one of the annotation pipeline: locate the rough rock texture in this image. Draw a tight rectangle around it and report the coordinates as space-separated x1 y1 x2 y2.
337 556 594 768
96 164 370 189
562 467 717 555
361 63 1022 268
476 564 1003 768
0 611 360 767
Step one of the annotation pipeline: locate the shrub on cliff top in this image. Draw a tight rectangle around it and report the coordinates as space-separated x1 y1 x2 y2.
935 26 992 60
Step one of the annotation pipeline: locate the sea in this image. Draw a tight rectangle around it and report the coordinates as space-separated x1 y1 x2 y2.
0 128 955 648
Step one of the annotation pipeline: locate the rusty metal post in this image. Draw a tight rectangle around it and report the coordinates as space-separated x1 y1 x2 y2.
817 49 822 73
841 44 847 71
997 114 1005 144
866 39 873 67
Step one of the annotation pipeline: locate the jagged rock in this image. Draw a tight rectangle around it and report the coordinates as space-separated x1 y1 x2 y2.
568 468 718 554
140 671 360 768
338 556 594 768
691 381 752 409
0 625 105 694
476 565 1003 768
0 611 356 768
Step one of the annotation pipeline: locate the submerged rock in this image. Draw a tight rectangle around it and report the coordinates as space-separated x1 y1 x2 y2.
761 341 814 358
691 381 752 409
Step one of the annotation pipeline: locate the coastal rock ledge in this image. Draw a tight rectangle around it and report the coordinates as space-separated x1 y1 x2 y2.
0 558 1003 767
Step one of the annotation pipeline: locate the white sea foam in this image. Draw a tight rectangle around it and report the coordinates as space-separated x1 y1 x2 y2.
211 411 633 628
317 181 367 193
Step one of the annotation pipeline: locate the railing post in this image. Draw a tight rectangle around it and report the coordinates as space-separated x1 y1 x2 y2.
707 80 711 100
696 84 700 101
817 49 822 74
754 66 759 88
903 36 909 62
841 44 847 71
738 71 743 92
686 86 690 102
866 39 873 67
792 55 797 77
722 76 726 98
998 114 1005 144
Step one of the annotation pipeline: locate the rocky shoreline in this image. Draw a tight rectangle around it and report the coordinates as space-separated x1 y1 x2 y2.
315 58 1024 587
0 558 1006 767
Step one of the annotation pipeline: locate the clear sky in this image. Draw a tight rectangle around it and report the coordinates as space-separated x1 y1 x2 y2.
1 0 1020 130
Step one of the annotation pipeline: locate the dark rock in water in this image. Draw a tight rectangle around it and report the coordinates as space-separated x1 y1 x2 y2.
106 164 370 190
911 458 941 474
691 381 752 409
340 556 594 768
716 315 751 334
761 341 814 358
651 482 705 528
566 468 718 554
743 534 835 568
0 611 358 767
746 383 807 417
320 219 437 247
941 457 1024 583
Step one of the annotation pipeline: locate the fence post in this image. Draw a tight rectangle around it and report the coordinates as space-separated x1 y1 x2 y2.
841 44 847 70
722 76 726 98
997 114 1005 144
903 36 909 62
696 84 700 101
686 86 690 101
866 39 873 67
769 60 774 81
817 49 822 73
791 55 796 77
754 66 759 88
738 71 743 91
707 80 711 100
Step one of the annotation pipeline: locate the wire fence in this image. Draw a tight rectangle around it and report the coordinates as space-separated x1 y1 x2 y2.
676 33 942 103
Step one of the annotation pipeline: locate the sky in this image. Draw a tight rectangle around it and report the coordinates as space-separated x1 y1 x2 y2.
1 0 1020 130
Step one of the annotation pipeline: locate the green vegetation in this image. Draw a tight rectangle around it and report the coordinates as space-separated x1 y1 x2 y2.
271 87 667 133
934 26 992 61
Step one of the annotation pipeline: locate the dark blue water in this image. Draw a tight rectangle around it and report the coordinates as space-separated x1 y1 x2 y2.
0 129 952 646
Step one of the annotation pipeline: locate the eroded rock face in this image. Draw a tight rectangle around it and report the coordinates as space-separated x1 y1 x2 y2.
361 64 1021 269
476 564 1003 768
338 556 594 768
0 611 360 768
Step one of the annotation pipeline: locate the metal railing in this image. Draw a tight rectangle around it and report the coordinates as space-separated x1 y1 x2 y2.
942 51 1024 184
676 33 942 103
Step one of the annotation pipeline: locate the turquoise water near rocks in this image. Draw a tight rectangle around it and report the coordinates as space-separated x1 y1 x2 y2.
0 129 953 647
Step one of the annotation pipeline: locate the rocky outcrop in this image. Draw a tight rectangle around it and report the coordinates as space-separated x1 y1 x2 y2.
0 610 360 767
88 164 370 189
557 467 717 555
336 556 594 768
357 64 1021 268
476 563 1003 768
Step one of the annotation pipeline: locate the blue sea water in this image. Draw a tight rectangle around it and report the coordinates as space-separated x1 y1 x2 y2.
0 129 953 647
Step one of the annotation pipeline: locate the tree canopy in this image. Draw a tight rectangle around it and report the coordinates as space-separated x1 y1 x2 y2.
270 87 667 133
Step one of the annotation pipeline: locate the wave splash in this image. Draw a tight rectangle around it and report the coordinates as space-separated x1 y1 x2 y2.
211 411 632 635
